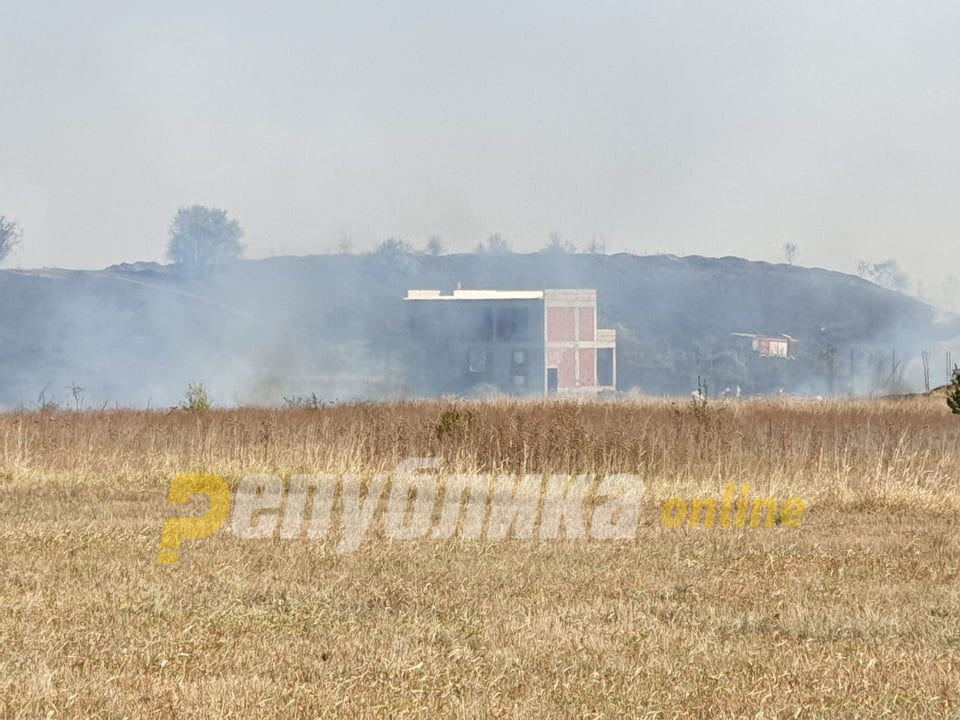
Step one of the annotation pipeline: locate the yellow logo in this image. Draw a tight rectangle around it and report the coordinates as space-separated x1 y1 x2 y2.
660 483 805 529
157 474 232 565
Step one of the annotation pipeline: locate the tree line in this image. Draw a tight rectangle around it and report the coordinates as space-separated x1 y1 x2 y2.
0 206 610 268
0 206 245 269
0 206 958 309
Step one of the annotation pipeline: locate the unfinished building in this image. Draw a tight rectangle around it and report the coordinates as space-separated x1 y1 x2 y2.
404 289 616 396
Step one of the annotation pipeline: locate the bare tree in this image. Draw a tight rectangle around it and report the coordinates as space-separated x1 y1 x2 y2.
167 206 243 266
585 233 607 255
872 348 907 395
782 242 799 265
0 216 22 265
857 258 909 292
876 260 909 292
542 232 573 254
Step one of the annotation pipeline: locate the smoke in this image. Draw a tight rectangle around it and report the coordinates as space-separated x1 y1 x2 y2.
2 250 958 409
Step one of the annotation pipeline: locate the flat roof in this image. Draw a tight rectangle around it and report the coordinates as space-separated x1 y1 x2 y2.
406 289 545 300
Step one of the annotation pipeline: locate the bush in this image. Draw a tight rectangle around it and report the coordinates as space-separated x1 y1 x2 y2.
282 393 327 410
948 365 960 415
181 383 211 413
435 407 475 440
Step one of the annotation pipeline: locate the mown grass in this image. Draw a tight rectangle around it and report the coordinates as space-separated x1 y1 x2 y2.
1 397 959 718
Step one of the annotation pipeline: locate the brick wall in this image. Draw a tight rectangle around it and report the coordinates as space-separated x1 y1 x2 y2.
546 307 576 342
578 307 595 341
578 348 595 386
547 348 577 386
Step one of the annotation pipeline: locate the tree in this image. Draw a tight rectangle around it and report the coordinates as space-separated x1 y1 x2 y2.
180 383 211 413
0 216 22 266
868 259 908 291
585 233 607 255
166 206 243 267
425 235 445 256
372 237 413 256
782 242 798 265
475 233 512 255
542 232 573 254
856 258 909 292
947 365 960 415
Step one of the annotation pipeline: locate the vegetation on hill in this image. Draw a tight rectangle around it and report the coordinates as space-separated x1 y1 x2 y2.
0 216 21 266
0 252 957 407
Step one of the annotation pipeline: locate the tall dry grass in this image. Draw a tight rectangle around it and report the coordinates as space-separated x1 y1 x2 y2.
1 397 959 718
3 396 958 509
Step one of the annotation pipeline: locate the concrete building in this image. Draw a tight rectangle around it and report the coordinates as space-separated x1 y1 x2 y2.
404 289 616 396
732 333 799 359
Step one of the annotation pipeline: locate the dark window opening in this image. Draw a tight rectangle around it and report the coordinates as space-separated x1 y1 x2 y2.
457 306 494 342
496 307 531 341
597 348 614 387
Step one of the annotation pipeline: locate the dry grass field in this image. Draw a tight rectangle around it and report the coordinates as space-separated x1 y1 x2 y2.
1 397 959 718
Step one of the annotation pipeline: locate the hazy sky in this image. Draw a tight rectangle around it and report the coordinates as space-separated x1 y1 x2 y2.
2 1 959 294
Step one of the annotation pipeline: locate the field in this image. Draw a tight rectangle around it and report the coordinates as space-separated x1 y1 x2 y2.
2 397 959 718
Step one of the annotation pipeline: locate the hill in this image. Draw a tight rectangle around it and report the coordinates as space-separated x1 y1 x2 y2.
1 252 957 407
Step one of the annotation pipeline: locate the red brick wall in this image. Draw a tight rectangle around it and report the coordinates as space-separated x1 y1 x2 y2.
579 349 595 386
578 307 595 341
547 348 577 387
546 298 600 389
546 307 576 342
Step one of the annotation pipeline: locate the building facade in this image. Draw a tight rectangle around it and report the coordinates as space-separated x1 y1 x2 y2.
732 333 799 359
404 289 616 396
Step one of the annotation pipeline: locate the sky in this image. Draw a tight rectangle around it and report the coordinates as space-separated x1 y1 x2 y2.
2 1 960 300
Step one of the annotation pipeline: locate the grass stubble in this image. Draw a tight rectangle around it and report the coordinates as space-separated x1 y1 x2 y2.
0 397 959 718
